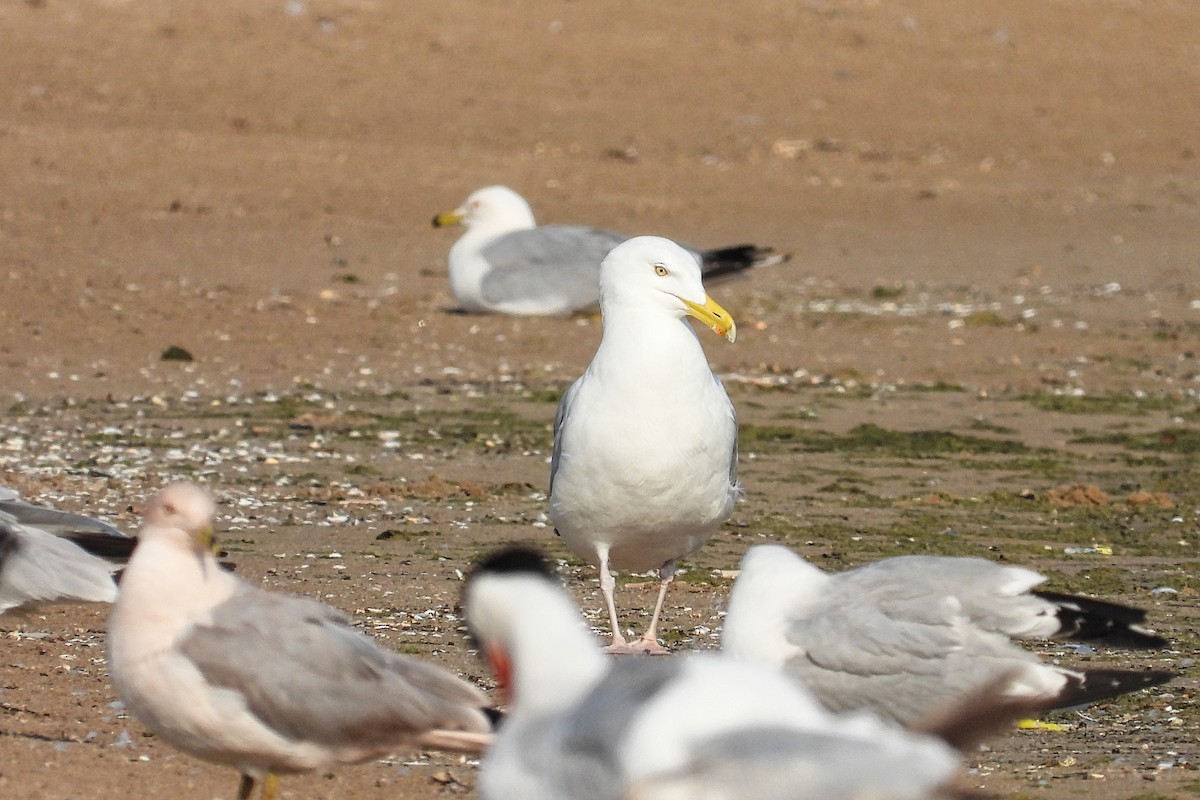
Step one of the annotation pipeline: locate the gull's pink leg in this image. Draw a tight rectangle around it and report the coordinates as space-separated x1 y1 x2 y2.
629 562 675 656
597 545 634 653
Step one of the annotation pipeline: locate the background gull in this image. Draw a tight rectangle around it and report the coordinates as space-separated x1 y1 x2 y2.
432 185 788 315
464 547 975 800
107 482 494 800
548 236 741 654
723 543 1174 727
0 486 133 614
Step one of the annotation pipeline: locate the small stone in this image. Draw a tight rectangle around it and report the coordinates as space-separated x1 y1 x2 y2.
160 345 194 362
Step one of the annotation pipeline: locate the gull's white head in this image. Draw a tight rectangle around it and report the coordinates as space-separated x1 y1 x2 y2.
599 235 736 342
432 185 537 234
736 543 819 586
464 547 606 710
734 544 833 605
140 482 218 554
724 544 826 665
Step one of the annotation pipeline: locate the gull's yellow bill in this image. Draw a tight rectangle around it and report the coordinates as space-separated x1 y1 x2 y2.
431 209 464 228
680 295 737 343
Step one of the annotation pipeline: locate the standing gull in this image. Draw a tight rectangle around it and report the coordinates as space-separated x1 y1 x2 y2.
464 547 972 800
0 486 134 613
723 544 1174 727
108 482 494 800
549 236 741 654
432 185 788 315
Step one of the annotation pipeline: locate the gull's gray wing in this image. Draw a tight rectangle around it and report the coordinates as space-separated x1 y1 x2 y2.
845 556 1052 637
626 725 959 800
558 658 679 791
178 587 489 746
781 573 1028 724
482 658 679 800
479 226 626 310
548 376 584 497
793 559 1175 723
727 404 739 489
0 512 119 612
848 556 1167 647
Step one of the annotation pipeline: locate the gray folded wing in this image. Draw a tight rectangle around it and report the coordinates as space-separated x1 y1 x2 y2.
484 658 680 800
488 709 627 800
845 556 1054 638
479 226 627 310
782 570 1036 724
178 587 490 746
847 556 1167 645
625 726 959 800
548 377 583 496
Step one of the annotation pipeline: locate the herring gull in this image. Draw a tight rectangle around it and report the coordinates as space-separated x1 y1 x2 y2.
107 482 494 800
0 486 133 613
432 185 788 315
723 543 1174 727
464 547 978 800
548 236 741 654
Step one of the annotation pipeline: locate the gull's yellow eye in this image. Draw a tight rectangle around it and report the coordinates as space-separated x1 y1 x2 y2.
653 263 669 277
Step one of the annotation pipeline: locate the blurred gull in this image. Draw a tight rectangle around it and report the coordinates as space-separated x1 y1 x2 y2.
548 236 740 654
0 486 134 613
464 547 977 800
723 544 1174 727
108 482 494 800
432 185 788 315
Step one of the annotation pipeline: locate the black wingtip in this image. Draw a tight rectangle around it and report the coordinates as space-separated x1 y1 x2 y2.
470 546 555 581
1054 667 1176 709
1035 590 1171 649
58 530 138 561
698 244 791 283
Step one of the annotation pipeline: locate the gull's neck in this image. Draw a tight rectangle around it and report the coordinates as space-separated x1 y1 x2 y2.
591 308 717 392
514 617 607 715
598 304 704 354
109 533 238 657
449 210 538 307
